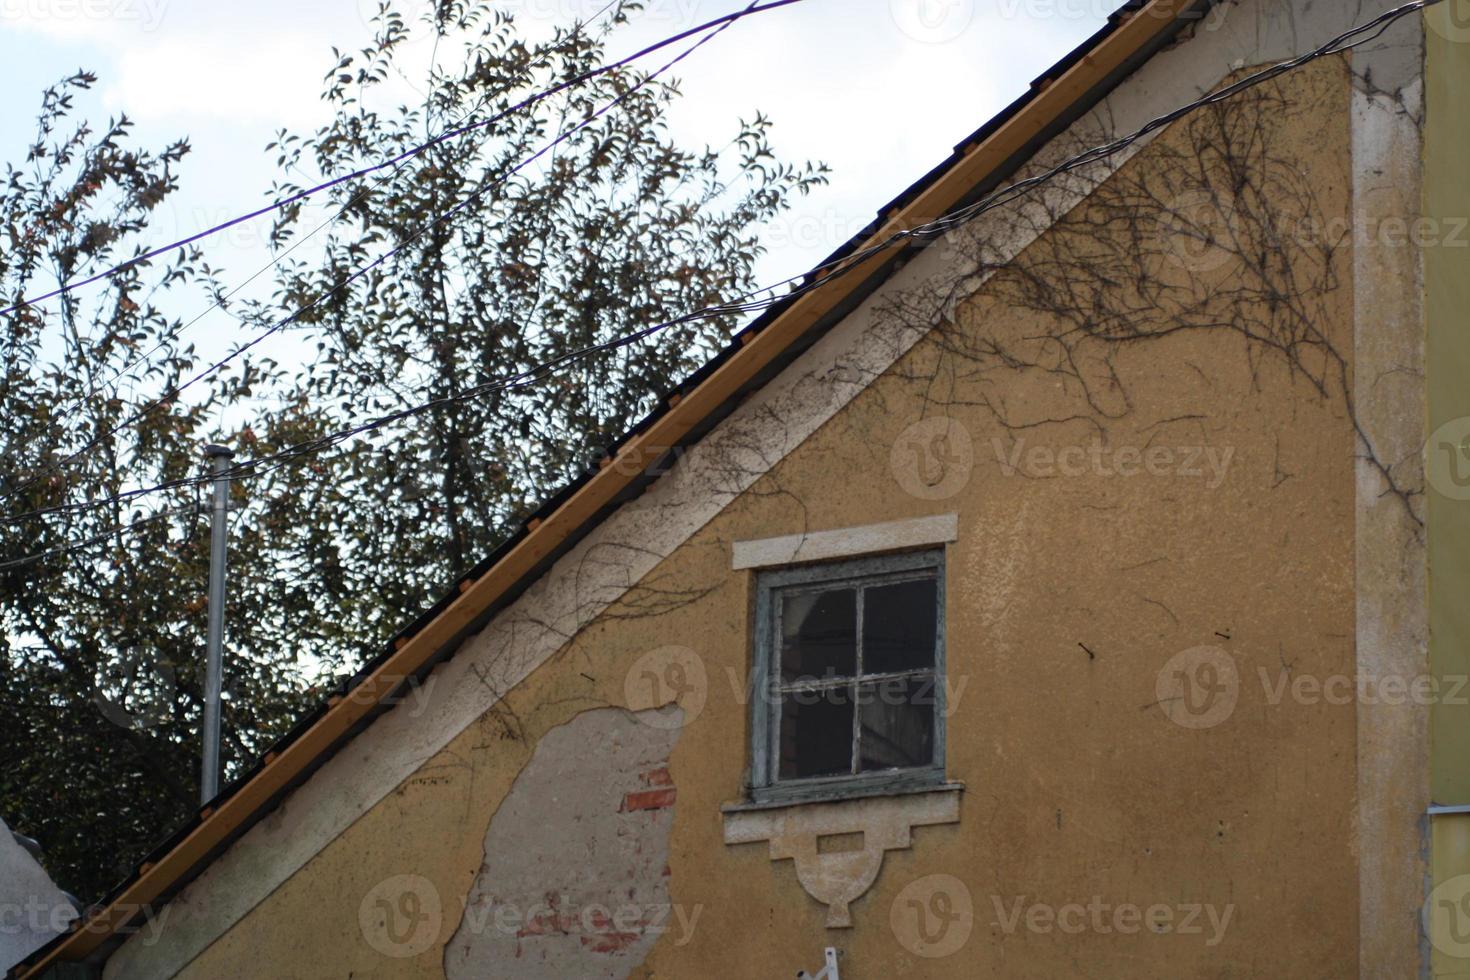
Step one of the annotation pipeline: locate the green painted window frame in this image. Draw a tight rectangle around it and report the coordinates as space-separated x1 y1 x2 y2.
749 548 947 805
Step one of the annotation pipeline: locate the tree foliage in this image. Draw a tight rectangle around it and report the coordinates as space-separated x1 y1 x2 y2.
260 0 826 643
1 1 823 902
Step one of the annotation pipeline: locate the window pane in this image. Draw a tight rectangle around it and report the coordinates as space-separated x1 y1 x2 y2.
778 687 854 779
862 578 937 675
780 588 857 683
858 678 936 772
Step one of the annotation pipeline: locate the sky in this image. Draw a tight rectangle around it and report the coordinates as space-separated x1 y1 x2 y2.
0 0 1114 399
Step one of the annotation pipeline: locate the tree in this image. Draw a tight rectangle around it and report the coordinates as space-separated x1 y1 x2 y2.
1 1 823 902
261 0 827 646
0 70 340 900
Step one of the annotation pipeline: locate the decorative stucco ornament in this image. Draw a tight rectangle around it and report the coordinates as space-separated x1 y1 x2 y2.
722 788 961 927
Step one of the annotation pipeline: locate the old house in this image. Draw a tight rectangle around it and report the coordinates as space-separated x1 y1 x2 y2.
10 0 1468 975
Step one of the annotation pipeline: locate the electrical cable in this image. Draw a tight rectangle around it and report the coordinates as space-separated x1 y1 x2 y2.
3 0 1431 531
0 505 197 572
0 0 1435 558
0 0 808 320
0 0 763 508
38 0 625 427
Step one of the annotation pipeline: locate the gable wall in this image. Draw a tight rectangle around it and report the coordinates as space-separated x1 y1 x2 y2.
104 2 1433 977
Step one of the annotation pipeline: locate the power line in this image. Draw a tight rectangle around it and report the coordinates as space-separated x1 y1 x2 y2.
38 0 625 427
1 0 769 509
930 0 1433 234
2 0 1431 529
3 302 718 529
0 0 1434 545
0 505 197 573
0 0 807 321
704 0 1443 318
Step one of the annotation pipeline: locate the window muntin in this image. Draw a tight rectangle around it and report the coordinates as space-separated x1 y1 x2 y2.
753 550 945 802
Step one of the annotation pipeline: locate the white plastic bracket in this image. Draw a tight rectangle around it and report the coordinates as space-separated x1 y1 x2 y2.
796 947 840 980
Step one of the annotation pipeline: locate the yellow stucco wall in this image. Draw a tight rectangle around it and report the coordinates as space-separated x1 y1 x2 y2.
176 57 1369 979
1424 4 1470 976
1427 0 1470 811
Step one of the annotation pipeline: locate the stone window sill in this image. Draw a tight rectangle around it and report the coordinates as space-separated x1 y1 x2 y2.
721 779 964 814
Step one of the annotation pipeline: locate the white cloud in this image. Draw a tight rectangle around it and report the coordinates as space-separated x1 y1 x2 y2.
102 32 332 127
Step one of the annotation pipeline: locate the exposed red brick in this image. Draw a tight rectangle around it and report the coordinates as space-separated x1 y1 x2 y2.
640 766 673 787
581 930 642 954
621 788 676 812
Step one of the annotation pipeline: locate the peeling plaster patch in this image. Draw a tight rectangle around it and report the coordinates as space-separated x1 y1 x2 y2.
443 707 685 980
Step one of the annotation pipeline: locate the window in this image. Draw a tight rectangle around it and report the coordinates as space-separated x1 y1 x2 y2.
750 549 945 803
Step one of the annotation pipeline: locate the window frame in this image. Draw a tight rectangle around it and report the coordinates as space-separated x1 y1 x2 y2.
749 548 947 805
